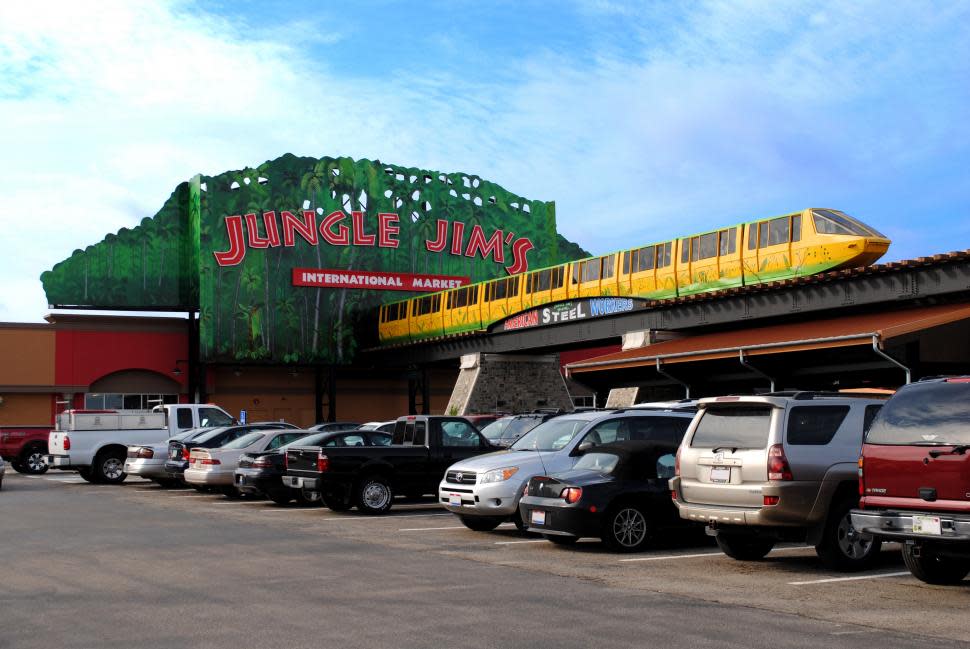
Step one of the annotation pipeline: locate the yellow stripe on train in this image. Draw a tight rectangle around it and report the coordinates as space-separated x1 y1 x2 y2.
378 208 890 345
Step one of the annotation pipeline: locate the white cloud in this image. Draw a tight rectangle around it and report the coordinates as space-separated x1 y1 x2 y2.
0 1 967 322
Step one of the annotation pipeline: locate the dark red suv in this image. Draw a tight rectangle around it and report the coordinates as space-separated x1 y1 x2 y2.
851 378 970 584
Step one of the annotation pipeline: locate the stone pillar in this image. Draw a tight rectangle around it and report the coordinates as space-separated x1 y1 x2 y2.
445 353 574 415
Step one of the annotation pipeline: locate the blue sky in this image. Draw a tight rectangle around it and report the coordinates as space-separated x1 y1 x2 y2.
0 0 968 322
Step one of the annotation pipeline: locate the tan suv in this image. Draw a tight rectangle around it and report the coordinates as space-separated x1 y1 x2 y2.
670 392 885 570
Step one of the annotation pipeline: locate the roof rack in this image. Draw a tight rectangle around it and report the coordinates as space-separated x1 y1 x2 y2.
761 390 889 400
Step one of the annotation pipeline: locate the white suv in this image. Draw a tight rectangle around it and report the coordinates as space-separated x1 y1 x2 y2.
670 392 885 570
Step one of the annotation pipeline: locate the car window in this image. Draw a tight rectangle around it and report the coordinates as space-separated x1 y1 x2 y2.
221 432 264 449
342 434 366 447
656 453 676 479
573 452 620 474
191 427 231 445
581 419 628 446
628 416 691 444
368 433 392 446
480 418 512 441
199 408 233 428
323 436 343 447
268 432 308 449
863 404 882 434
787 406 850 445
866 382 970 445
503 417 543 440
413 422 427 446
440 420 480 448
511 418 589 452
175 408 193 429
691 406 773 449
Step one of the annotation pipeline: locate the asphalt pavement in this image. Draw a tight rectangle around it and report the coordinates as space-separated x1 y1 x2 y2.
0 472 966 649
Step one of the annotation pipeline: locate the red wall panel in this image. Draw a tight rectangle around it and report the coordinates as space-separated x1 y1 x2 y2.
54 329 189 390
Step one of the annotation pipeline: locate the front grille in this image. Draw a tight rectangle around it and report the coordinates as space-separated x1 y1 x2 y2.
445 470 477 485
445 487 474 494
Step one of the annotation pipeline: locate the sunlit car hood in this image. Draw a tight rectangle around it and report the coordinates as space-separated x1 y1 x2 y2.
446 448 560 472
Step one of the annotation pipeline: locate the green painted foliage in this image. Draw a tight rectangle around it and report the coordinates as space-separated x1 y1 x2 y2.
199 154 588 364
40 182 197 310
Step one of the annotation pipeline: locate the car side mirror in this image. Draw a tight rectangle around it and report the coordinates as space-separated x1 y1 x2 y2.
575 441 595 455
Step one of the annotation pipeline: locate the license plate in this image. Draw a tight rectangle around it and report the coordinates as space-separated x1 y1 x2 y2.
710 466 730 483
531 510 546 525
913 515 942 535
448 493 463 507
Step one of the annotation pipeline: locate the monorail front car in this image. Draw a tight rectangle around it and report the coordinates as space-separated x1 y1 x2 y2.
379 208 890 345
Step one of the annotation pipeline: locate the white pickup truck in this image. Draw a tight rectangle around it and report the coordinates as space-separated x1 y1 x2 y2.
46 404 234 484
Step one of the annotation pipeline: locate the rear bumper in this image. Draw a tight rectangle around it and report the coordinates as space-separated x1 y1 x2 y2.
235 468 281 494
44 454 77 469
124 458 169 480
670 476 814 528
519 496 600 538
851 509 970 543
183 468 233 486
164 460 189 477
282 475 321 491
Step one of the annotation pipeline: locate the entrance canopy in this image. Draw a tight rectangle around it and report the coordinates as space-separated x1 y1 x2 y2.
566 303 970 397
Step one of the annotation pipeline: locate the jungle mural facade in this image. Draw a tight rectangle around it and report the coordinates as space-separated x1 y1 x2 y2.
42 154 588 364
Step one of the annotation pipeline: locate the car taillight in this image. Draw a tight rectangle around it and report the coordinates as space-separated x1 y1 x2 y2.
182 447 190 460
763 495 780 506
670 490 677 500
284 453 288 469
63 436 71 451
675 446 681 476
767 444 793 481
561 487 582 504
138 447 154 459
858 456 864 497
316 452 330 472
199 458 221 465
253 457 273 468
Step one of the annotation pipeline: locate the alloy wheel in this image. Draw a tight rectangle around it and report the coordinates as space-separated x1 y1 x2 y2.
612 508 647 548
103 457 124 481
362 481 391 510
837 512 873 560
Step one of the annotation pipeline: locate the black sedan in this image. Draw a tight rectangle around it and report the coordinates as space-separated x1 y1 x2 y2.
164 422 297 482
235 429 392 505
518 440 690 552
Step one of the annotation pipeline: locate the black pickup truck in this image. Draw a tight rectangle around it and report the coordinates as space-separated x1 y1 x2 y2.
282 415 496 514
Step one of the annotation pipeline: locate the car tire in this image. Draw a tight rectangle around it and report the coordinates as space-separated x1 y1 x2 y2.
323 494 353 512
78 467 98 483
91 449 127 484
355 475 394 514
902 543 970 585
815 497 881 571
19 445 49 475
10 460 26 474
602 504 652 553
267 488 293 505
512 508 532 534
715 533 775 560
459 515 504 532
220 487 242 499
544 534 578 546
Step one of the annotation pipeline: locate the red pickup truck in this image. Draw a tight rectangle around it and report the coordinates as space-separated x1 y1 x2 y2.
851 377 970 585
0 426 51 474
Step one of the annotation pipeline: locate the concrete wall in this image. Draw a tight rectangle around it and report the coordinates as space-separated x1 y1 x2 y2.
446 353 573 415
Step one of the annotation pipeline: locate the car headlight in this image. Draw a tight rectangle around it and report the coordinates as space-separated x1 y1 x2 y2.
480 467 519 484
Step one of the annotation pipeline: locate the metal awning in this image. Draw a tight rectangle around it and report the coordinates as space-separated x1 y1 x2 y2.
566 303 970 384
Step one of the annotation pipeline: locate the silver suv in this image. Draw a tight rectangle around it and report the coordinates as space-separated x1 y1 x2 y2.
670 392 885 570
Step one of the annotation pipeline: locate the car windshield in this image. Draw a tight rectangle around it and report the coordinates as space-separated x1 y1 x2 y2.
511 418 588 452
690 406 773 449
281 432 331 448
502 417 543 440
191 427 231 444
480 418 513 441
866 382 970 445
220 432 265 449
573 452 620 474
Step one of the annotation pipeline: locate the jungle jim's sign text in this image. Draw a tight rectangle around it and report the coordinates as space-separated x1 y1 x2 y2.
214 210 535 274
293 269 470 292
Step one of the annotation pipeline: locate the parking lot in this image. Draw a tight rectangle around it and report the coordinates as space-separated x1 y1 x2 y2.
2 471 968 649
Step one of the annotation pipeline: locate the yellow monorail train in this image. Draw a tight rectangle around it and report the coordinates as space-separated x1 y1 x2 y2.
379 208 890 345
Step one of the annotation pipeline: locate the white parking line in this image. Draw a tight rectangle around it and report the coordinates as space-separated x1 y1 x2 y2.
495 539 547 545
318 513 452 522
398 525 467 531
788 571 910 586
618 545 808 563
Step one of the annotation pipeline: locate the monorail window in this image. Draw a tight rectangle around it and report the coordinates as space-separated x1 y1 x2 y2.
748 224 758 250
448 286 475 309
602 255 615 279
791 215 801 242
636 245 655 272
622 251 631 274
571 263 580 284
413 295 440 316
486 277 517 301
658 242 672 267
551 266 565 289
696 233 717 260
382 302 406 322
767 217 790 246
527 269 553 293
812 209 884 237
719 228 737 255
680 239 690 263
581 259 601 282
